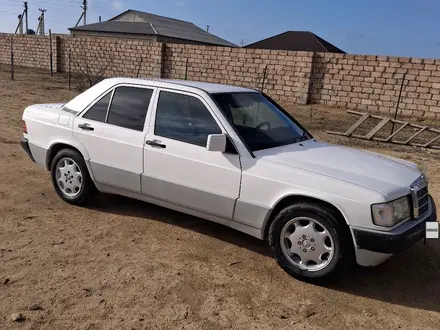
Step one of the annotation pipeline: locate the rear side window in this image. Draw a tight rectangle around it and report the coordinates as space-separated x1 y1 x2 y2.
154 91 222 146
107 87 153 131
83 92 112 122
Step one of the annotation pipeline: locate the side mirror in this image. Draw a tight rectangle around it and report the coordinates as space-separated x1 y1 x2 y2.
206 134 227 152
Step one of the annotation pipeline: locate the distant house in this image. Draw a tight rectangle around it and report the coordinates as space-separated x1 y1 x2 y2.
68 9 237 47
245 31 345 53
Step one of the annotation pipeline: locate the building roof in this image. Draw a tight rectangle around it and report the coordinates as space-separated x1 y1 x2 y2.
69 9 237 47
244 31 345 53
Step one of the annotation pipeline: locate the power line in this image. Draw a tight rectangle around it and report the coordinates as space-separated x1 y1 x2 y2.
0 9 18 15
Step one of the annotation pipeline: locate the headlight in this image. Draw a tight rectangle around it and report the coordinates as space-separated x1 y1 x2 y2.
371 196 411 227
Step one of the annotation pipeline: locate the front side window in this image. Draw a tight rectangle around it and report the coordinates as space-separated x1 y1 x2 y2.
212 92 306 151
154 91 222 146
83 91 112 122
107 87 153 131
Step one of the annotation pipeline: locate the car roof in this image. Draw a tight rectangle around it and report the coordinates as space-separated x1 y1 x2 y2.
104 77 257 93
63 77 259 113
157 79 256 93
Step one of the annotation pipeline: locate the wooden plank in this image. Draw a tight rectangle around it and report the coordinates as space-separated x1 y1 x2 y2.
385 122 408 142
326 131 347 136
428 127 440 134
365 118 390 139
404 126 427 144
328 110 440 151
344 114 370 136
346 110 365 116
351 134 367 139
390 118 407 125
423 134 440 148
407 123 426 129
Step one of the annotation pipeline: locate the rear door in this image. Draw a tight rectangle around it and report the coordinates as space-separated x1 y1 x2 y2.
141 89 242 220
73 84 156 193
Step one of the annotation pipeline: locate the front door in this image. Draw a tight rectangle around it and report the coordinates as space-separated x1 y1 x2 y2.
142 89 242 220
73 85 155 193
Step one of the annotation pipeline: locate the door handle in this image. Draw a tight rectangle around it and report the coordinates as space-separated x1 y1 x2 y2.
146 140 166 148
78 123 94 131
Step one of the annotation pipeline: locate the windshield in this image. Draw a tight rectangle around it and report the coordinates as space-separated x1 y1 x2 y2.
211 92 308 152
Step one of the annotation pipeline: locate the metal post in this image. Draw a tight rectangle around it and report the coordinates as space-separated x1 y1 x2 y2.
49 29 53 76
136 57 143 78
10 38 14 81
260 65 267 92
184 58 188 80
99 16 101 22
390 72 407 135
68 49 71 90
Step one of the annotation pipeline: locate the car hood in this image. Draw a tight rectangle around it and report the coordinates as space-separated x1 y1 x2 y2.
254 139 422 198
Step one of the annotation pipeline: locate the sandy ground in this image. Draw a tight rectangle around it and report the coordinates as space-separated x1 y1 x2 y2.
1 67 440 330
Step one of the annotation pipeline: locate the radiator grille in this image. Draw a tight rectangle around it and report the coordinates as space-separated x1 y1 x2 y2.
410 175 429 218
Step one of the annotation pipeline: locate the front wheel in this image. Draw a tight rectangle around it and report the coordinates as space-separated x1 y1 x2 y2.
269 202 354 284
50 148 96 206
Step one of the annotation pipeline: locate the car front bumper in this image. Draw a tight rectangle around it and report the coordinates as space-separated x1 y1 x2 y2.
20 136 35 162
352 195 437 255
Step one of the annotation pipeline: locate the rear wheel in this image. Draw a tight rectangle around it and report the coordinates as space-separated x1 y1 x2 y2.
50 149 96 205
269 202 354 284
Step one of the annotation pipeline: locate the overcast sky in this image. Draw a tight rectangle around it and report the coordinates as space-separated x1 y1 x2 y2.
1 0 440 59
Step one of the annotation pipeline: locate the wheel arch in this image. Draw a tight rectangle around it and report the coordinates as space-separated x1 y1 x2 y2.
262 194 349 240
45 141 97 185
46 141 88 171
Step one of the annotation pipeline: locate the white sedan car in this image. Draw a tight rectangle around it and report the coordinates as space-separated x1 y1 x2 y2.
20 78 437 283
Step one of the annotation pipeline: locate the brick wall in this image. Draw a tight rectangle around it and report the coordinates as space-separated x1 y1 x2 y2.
0 34 57 70
1 33 440 118
310 53 440 118
162 44 312 105
57 36 163 78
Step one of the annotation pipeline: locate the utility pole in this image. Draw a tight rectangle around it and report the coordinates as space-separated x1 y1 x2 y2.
75 0 87 27
15 14 24 34
206 25 209 33
99 16 101 22
14 2 28 34
38 8 46 35
82 0 87 25
18 15 23 34
24 1 28 34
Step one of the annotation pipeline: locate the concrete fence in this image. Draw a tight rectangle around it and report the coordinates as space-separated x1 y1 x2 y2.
1 34 440 118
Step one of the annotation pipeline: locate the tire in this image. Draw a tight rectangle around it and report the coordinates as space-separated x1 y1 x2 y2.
50 148 96 206
268 202 354 285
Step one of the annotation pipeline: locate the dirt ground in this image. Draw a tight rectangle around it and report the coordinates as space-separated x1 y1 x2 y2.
1 67 440 330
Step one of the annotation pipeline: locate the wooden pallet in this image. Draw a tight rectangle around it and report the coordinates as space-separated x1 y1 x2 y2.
327 110 440 150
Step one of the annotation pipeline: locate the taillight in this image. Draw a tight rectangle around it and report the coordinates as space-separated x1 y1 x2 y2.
22 120 27 134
